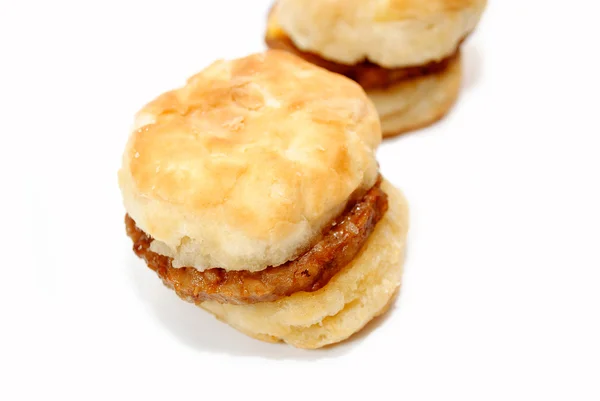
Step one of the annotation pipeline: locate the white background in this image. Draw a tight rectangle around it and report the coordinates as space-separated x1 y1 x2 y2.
1 0 599 400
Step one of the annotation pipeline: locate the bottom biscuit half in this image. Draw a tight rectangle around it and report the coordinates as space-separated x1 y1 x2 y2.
198 180 409 349
368 53 462 138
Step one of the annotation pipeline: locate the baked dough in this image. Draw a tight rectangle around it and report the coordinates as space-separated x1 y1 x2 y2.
273 0 486 68
119 50 381 272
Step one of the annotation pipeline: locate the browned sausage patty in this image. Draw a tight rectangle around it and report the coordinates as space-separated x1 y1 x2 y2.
266 31 459 91
126 179 388 305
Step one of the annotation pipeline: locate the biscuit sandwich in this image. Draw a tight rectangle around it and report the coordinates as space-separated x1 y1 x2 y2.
119 50 409 349
266 0 487 137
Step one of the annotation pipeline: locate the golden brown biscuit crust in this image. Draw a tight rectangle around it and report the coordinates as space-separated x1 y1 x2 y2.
125 179 388 304
119 50 381 273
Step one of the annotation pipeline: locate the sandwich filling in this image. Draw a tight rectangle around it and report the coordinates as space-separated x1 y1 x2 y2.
266 30 459 91
126 178 388 305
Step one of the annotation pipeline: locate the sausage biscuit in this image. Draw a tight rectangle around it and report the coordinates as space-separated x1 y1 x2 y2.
119 50 409 349
266 0 487 137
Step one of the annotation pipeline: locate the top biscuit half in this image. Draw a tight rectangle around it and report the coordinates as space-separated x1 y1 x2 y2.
270 0 487 68
118 50 382 273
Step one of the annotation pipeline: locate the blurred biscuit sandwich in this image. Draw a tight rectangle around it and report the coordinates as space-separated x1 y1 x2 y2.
266 0 487 137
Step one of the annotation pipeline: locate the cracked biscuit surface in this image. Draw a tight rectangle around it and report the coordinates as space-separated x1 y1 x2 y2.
119 50 381 272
